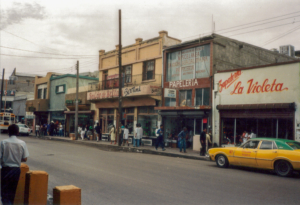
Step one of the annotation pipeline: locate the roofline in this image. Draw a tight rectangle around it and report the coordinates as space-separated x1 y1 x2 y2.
50 74 98 81
216 60 300 73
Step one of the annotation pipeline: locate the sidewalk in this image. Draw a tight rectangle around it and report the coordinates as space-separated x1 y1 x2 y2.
30 135 207 161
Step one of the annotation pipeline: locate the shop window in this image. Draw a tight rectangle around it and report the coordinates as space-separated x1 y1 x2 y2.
126 108 134 114
165 98 176 107
138 115 158 136
179 90 192 106
56 85 65 94
107 108 114 114
148 107 155 114
100 109 107 114
43 88 47 99
143 60 155 81
107 115 114 131
195 88 210 106
124 65 132 83
126 115 134 134
139 106 148 114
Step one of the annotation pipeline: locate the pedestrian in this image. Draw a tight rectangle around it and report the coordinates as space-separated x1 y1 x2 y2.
80 125 85 140
134 124 142 147
109 125 116 145
178 127 188 153
35 124 40 137
49 121 55 136
58 123 63 137
122 125 129 146
87 126 93 140
0 124 29 205
206 131 212 153
84 125 89 140
200 128 207 156
155 124 166 151
47 123 50 136
95 123 101 142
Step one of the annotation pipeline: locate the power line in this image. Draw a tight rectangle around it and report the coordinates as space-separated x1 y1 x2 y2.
0 53 94 59
0 46 97 57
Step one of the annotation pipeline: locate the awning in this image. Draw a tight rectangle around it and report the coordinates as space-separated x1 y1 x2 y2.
64 110 95 114
159 110 206 117
216 103 295 110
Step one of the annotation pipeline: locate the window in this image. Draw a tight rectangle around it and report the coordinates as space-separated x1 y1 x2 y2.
143 60 155 80
243 140 260 149
56 85 65 94
43 88 47 99
107 108 114 114
127 108 134 114
165 98 176 107
124 65 132 83
260 141 273 149
286 142 300 150
38 89 43 99
139 106 148 114
195 88 210 106
179 90 192 106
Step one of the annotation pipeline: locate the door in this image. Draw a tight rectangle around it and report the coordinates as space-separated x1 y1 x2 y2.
233 140 260 167
256 140 278 169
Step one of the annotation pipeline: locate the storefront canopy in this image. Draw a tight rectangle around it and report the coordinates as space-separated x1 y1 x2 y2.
216 103 295 111
64 110 95 114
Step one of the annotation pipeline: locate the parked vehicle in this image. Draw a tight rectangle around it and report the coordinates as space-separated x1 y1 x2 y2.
17 124 31 136
206 138 300 177
0 112 15 132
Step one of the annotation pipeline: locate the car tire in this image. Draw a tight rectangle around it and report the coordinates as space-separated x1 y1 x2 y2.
274 160 293 177
216 154 229 168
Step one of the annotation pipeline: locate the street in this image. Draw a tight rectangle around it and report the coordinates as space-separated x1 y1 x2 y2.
1 134 300 205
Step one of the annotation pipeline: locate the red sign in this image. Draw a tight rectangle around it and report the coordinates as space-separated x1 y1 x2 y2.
203 118 207 123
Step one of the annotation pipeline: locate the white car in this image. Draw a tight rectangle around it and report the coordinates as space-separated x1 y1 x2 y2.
17 124 31 136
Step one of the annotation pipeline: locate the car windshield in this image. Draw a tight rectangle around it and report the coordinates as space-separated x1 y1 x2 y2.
286 142 300 150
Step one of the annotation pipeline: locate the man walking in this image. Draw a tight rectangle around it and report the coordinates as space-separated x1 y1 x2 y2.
178 127 188 153
95 123 101 142
35 124 40 137
155 124 166 151
200 128 207 156
1 124 29 205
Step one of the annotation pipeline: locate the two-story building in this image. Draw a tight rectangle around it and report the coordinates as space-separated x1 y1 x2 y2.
87 31 181 141
155 33 296 149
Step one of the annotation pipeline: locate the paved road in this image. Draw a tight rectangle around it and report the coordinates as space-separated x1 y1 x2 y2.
1 134 299 205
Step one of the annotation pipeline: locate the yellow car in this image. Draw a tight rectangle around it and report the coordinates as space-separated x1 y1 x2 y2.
207 138 300 177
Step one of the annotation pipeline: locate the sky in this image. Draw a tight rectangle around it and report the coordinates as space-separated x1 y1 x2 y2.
1 0 300 78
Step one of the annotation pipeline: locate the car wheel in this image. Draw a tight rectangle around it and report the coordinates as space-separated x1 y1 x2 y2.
275 160 293 177
216 154 229 168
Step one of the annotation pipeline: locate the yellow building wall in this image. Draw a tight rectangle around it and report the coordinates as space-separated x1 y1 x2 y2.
108 68 118 76
122 50 136 65
102 56 116 68
132 63 143 75
155 58 162 75
139 44 160 60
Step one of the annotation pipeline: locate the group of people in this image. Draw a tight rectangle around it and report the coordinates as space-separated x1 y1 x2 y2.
35 121 64 137
78 123 102 141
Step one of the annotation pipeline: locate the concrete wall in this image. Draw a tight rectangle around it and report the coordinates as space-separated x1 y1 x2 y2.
50 76 98 111
13 98 27 117
213 35 296 72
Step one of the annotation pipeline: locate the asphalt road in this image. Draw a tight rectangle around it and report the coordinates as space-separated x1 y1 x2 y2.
1 134 300 205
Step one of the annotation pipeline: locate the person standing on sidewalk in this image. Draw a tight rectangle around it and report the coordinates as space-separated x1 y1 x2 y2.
109 125 116 145
1 124 29 205
35 124 40 137
200 128 207 156
134 124 142 147
155 124 166 151
178 127 188 153
122 125 129 146
95 123 101 142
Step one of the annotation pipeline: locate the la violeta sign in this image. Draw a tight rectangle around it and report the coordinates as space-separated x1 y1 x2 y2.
219 70 288 95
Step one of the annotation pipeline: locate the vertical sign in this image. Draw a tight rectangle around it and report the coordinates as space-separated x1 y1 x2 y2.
181 48 195 80
167 51 181 81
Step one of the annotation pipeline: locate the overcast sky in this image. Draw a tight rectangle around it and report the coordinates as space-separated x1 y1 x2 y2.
1 0 300 78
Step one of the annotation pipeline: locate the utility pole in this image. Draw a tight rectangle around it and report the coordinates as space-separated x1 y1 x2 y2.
118 9 122 146
4 79 7 111
75 61 79 140
0 69 5 113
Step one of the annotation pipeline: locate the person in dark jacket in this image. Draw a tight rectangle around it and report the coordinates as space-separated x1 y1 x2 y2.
95 123 101 142
200 128 207 156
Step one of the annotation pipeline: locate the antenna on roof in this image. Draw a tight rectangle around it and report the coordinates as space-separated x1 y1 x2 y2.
212 15 215 34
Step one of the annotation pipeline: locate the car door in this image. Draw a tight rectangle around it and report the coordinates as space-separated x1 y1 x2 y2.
233 140 260 167
256 140 278 169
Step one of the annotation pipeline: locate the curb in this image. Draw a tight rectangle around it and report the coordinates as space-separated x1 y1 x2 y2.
29 136 207 161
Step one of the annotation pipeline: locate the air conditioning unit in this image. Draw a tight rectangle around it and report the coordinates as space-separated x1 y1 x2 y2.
279 45 295 57
142 139 152 146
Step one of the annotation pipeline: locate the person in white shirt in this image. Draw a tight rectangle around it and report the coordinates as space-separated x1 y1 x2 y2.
80 126 85 140
122 125 129 146
35 124 40 137
155 126 159 137
134 124 143 147
249 130 256 139
1 124 29 205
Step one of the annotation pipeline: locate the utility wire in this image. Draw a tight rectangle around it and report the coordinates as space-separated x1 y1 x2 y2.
0 46 97 57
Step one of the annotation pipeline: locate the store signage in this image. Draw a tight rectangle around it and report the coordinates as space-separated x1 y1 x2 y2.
169 79 198 88
123 85 161 97
106 73 125 80
218 70 242 92
164 88 176 98
0 90 15 96
87 89 119 100
65 99 82 104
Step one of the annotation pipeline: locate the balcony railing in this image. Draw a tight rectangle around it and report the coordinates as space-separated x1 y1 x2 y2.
88 74 161 91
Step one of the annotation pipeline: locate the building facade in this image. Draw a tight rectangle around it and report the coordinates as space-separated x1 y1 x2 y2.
214 62 300 146
87 31 181 142
156 33 296 150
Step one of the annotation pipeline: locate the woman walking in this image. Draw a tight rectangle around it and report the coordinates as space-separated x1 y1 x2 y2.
80 125 85 140
109 125 116 145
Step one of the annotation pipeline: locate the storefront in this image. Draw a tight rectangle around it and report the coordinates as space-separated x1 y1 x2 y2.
65 111 94 135
213 62 300 146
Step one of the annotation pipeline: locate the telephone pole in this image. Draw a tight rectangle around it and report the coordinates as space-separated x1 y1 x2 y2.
75 61 79 140
118 9 122 146
0 69 5 113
